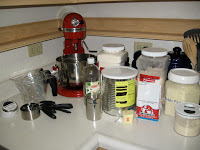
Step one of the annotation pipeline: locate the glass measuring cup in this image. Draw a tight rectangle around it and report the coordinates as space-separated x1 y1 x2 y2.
11 69 57 104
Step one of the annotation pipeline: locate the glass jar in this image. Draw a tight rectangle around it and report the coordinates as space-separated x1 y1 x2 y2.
165 68 200 117
136 48 169 121
174 102 200 137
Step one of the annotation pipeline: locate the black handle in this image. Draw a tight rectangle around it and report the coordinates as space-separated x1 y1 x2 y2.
45 70 58 96
48 76 57 96
40 100 56 105
40 101 73 109
41 107 56 119
55 104 73 109
55 108 71 113
40 104 56 114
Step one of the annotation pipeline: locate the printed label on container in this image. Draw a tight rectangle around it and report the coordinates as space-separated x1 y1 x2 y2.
115 79 135 108
139 74 160 83
136 74 161 121
85 81 100 95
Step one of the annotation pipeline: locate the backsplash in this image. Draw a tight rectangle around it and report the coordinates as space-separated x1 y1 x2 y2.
0 36 182 82
0 36 182 101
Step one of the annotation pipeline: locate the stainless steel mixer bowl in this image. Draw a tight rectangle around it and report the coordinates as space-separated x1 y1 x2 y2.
56 53 96 88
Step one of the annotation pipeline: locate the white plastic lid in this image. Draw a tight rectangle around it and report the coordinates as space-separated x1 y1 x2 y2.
87 57 95 64
168 68 199 84
175 102 200 119
102 44 125 52
102 66 138 80
141 47 168 57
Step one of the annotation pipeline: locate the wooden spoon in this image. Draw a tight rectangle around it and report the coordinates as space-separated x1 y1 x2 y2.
182 38 197 70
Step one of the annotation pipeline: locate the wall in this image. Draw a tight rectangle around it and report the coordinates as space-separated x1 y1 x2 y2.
0 1 200 99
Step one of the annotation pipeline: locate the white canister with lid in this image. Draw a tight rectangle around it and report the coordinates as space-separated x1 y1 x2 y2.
136 48 169 101
97 44 128 72
165 68 200 117
174 102 200 137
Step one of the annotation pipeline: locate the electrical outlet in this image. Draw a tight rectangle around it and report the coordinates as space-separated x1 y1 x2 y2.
134 42 152 52
28 43 43 57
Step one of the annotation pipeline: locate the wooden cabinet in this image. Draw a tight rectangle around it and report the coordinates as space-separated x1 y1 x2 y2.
0 0 200 52
0 0 197 7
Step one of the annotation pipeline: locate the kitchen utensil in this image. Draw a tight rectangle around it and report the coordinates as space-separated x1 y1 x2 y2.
11 69 57 103
184 29 200 71
20 103 40 121
39 101 73 119
40 101 73 110
56 53 95 97
41 106 56 119
182 38 197 70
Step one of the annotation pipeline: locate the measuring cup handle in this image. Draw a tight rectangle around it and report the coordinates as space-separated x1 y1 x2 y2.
49 76 57 96
44 70 57 96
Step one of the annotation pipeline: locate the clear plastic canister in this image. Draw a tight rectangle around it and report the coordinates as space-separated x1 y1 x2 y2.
165 68 200 117
101 66 138 116
97 44 128 72
174 102 200 137
136 48 170 103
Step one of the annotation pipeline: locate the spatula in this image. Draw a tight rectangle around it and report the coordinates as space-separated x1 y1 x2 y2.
184 29 200 71
182 38 198 70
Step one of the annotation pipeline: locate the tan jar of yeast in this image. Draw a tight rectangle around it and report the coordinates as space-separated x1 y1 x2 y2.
165 68 200 117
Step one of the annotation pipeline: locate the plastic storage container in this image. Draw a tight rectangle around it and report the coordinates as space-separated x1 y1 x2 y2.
165 68 200 117
174 102 200 137
83 57 102 121
101 66 138 116
0 100 18 118
136 48 169 121
97 44 128 72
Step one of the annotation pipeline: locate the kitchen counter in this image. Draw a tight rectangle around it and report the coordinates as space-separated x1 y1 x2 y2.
0 87 200 150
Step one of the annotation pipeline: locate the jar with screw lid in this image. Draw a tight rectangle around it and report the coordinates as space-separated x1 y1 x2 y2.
165 68 200 117
97 44 128 73
174 102 200 137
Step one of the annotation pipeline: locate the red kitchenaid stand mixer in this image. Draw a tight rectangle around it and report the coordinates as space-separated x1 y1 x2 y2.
56 13 87 97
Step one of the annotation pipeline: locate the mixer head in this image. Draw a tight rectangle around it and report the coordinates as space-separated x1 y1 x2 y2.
63 13 86 55
63 13 86 41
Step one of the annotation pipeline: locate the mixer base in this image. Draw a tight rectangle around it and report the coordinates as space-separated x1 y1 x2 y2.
57 84 84 97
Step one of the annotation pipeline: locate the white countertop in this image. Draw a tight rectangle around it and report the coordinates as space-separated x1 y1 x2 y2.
0 87 200 150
